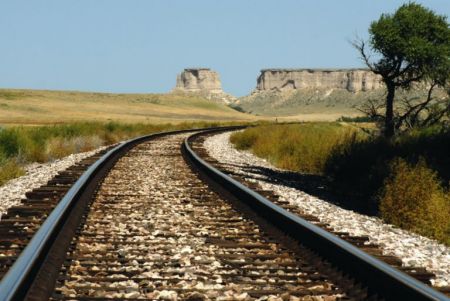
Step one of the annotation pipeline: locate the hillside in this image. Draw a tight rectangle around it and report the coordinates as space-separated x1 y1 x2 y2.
235 88 434 120
0 89 255 125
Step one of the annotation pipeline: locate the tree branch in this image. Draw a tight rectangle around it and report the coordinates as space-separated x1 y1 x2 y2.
351 39 378 74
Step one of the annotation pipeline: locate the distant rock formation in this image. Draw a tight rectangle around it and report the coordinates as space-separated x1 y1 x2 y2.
173 68 236 104
175 68 222 93
256 68 383 93
236 68 439 117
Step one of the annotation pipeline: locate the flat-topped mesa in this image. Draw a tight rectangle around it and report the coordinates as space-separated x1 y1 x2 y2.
173 68 236 104
175 68 223 94
256 68 383 93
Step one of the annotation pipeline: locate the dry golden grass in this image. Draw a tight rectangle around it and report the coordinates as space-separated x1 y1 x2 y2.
230 123 365 174
275 112 362 122
0 89 256 125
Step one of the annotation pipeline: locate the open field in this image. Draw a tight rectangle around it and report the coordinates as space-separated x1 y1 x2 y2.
0 120 247 185
0 88 259 187
0 89 256 125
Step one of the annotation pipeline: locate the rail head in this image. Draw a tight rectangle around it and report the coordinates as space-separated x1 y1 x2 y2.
183 129 449 301
0 126 244 301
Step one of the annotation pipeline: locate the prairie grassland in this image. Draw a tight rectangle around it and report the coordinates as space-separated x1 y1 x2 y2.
0 120 244 185
0 89 256 125
0 88 257 185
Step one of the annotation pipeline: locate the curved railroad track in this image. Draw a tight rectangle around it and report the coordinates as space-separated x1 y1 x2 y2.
0 127 448 301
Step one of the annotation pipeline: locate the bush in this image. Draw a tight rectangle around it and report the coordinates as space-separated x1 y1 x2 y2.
380 158 450 244
337 115 379 123
325 127 450 213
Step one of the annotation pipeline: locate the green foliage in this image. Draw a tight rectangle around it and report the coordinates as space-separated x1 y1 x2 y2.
325 126 450 213
228 104 246 113
230 130 259 150
369 2 450 84
357 2 450 137
0 121 242 185
230 123 364 174
337 116 378 123
0 128 23 158
380 158 450 244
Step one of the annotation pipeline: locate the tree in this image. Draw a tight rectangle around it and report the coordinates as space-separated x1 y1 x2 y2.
354 2 450 138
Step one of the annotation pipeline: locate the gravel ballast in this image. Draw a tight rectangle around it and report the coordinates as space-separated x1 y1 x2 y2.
57 133 346 300
0 146 108 219
204 131 450 287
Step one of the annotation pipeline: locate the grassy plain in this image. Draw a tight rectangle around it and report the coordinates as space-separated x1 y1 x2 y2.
0 89 256 125
0 120 245 185
0 88 258 185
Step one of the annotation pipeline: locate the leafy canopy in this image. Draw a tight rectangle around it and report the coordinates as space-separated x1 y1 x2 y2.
368 2 450 87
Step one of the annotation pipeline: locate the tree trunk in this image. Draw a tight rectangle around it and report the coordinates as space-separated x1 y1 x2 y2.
384 82 395 139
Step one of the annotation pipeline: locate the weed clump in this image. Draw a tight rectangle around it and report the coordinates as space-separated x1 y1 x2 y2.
0 157 24 185
380 158 450 244
230 130 259 150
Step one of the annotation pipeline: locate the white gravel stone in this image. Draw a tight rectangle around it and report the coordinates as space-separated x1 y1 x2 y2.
0 146 109 220
204 131 450 287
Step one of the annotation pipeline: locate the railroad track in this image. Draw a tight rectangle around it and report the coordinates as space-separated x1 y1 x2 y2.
0 127 448 301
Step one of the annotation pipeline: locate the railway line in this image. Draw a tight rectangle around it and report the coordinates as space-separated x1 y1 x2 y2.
0 127 448 300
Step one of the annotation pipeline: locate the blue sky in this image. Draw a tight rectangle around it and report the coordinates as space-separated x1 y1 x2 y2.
1 1 449 96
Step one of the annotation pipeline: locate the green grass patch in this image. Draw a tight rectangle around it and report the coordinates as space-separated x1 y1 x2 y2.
0 121 243 185
230 123 365 174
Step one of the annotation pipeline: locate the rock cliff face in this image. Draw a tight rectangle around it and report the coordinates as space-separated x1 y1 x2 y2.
173 68 235 104
175 68 223 93
256 69 383 92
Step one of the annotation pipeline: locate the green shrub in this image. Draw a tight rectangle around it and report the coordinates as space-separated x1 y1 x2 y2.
337 115 379 123
325 127 450 213
380 158 450 244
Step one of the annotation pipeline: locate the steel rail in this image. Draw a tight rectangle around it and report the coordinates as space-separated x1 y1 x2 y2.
0 126 243 301
183 129 449 301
